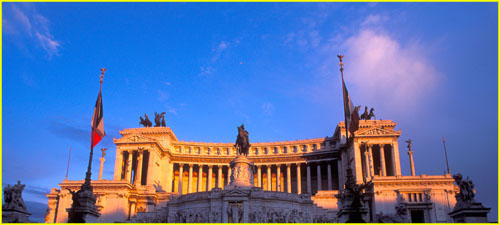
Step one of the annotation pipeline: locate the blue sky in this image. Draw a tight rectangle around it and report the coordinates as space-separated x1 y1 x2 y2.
2 3 498 222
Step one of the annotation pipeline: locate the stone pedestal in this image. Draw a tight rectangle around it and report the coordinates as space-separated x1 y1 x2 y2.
449 202 490 223
2 208 31 223
337 207 369 223
66 188 101 223
226 155 254 190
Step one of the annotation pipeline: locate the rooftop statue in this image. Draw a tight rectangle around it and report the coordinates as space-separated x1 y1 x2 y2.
360 106 369 120
139 114 153 127
368 108 375 120
234 124 251 156
154 112 166 127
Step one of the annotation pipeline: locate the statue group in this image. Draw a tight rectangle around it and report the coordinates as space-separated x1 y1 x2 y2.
139 112 166 127
3 181 30 223
359 106 375 120
3 181 27 212
453 173 476 208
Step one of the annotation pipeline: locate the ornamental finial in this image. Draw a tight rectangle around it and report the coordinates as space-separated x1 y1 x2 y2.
100 68 106 84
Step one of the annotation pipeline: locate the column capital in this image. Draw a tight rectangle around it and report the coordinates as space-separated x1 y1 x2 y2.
286 163 291 167
137 147 145 154
188 163 194 167
208 164 214 168
178 163 184 167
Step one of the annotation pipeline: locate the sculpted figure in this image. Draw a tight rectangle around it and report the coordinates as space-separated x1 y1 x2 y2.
360 106 369 120
161 117 166 127
367 108 375 120
405 139 412 150
4 181 28 211
66 188 81 208
453 173 476 204
3 184 13 209
139 114 153 127
154 112 166 127
234 124 251 156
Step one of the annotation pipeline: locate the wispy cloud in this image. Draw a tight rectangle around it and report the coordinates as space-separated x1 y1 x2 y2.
361 14 389 27
261 102 274 116
168 108 177 115
4 4 61 58
157 89 169 102
199 40 236 76
24 185 51 197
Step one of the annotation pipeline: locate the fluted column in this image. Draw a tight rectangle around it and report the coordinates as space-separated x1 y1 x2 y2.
306 164 311 194
296 163 302 194
198 165 203 192
317 163 322 191
408 149 416 176
392 142 402 176
368 145 374 177
257 166 262 188
208 165 213 191
267 165 271 191
188 164 193 193
364 149 370 180
337 159 343 191
227 166 232 186
126 151 133 183
286 164 291 193
353 141 363 183
277 165 281 192
178 163 184 194
218 165 223 189
380 144 387 176
134 150 144 185
99 157 105 181
327 163 332 190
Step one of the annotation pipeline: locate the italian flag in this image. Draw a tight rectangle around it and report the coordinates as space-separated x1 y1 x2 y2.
342 80 359 135
91 91 105 147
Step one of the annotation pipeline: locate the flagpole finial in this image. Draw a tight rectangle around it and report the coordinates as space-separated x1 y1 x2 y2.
337 54 344 67
100 68 106 84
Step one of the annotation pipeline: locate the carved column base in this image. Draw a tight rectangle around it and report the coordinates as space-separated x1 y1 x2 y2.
2 208 31 223
226 155 254 190
449 202 490 223
66 189 101 223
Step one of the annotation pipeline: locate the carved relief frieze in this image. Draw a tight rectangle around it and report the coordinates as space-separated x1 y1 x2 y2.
356 127 401 137
115 134 158 144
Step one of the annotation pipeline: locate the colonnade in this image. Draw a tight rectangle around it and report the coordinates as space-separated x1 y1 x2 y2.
176 141 333 156
171 160 340 195
358 143 401 181
119 149 150 186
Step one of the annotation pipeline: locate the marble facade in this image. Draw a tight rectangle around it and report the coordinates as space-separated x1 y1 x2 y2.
46 120 459 223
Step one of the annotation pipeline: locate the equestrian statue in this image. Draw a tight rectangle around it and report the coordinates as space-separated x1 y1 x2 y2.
234 124 251 157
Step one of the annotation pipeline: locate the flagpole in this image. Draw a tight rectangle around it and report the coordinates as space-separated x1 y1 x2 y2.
338 55 349 146
83 68 106 190
65 147 72 180
443 137 450 174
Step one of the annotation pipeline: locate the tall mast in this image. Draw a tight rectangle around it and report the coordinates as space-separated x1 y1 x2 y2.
442 137 450 174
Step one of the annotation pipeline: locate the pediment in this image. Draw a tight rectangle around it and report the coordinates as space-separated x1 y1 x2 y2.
355 127 401 137
114 134 158 144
